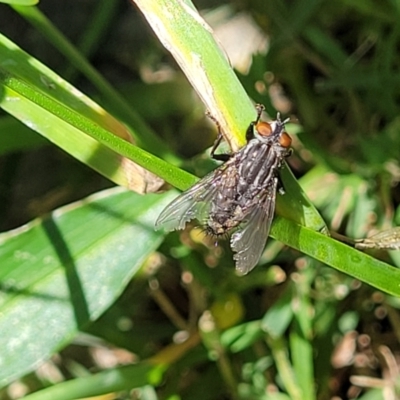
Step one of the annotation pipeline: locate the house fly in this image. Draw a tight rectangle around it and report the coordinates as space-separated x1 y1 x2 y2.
155 104 292 274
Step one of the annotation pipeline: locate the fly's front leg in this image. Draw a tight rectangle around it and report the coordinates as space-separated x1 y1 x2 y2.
285 148 293 158
246 104 265 142
277 150 291 194
254 104 265 122
210 133 230 161
277 173 286 195
206 111 231 162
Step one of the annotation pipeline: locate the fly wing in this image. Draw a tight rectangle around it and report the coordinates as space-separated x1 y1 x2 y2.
155 172 219 232
230 177 278 275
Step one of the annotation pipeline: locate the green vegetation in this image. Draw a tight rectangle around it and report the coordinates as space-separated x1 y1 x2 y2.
0 0 399 399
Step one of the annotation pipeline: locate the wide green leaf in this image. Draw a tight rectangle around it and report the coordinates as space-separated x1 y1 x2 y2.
0 187 173 387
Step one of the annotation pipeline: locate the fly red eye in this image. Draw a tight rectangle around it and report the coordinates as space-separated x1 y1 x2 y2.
279 132 292 148
256 122 272 137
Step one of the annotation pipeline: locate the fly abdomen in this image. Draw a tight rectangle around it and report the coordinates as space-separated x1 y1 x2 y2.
207 198 244 236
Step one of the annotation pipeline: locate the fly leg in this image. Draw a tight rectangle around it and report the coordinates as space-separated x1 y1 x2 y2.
210 133 230 161
206 111 231 162
277 174 286 195
246 104 265 142
277 149 292 194
208 104 265 159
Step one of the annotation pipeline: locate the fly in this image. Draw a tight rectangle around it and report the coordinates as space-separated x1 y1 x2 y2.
155 104 292 274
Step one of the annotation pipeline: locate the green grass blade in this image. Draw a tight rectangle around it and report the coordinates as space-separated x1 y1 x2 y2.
271 216 400 296
10 4 175 159
133 0 254 151
0 115 46 154
133 0 326 229
290 266 316 400
20 363 164 400
0 0 37 4
0 34 195 192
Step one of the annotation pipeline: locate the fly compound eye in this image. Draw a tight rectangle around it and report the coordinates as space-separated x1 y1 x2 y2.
256 122 273 137
279 132 292 148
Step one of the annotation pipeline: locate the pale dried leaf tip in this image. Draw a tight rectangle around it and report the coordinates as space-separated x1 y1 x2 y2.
355 227 400 250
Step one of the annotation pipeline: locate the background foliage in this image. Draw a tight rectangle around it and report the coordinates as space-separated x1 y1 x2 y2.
0 0 400 399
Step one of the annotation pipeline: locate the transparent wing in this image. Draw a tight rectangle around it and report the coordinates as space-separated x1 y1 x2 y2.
230 178 278 275
155 173 219 232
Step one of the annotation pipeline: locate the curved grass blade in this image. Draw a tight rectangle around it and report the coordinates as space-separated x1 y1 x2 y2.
133 0 327 232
